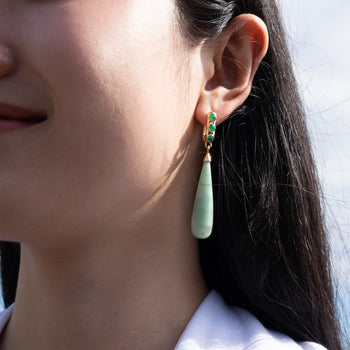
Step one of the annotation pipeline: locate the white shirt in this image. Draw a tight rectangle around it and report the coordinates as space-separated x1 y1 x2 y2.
174 290 327 349
0 291 327 349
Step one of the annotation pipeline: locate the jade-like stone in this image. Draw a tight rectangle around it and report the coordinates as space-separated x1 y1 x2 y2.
191 161 213 239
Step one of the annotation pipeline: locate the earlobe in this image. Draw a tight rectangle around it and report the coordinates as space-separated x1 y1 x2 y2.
194 14 269 126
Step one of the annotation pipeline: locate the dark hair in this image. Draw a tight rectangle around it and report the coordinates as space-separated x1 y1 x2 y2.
174 0 343 349
0 1 343 349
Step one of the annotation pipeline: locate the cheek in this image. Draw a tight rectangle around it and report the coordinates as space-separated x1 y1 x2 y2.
38 0 187 167
0 1 195 243
42 1 189 185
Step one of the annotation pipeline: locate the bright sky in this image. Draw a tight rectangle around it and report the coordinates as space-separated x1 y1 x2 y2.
281 0 350 336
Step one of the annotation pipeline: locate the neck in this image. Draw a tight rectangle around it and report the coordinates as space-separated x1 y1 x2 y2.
0 187 209 350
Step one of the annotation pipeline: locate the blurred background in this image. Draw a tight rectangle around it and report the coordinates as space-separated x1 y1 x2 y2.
281 0 350 340
0 0 349 343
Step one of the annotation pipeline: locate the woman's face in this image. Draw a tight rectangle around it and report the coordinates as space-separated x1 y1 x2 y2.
0 0 203 245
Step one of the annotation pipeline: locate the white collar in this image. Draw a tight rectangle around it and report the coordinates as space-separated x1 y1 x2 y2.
174 290 326 350
0 303 14 333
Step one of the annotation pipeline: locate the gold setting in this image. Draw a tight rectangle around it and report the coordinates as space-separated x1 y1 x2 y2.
202 112 217 162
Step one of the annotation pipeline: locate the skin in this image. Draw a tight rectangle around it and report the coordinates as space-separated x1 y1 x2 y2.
0 1 268 349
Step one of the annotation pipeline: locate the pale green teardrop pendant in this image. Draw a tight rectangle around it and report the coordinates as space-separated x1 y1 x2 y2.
191 161 213 239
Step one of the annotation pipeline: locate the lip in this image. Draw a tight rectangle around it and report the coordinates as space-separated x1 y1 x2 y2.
0 102 47 121
0 119 41 134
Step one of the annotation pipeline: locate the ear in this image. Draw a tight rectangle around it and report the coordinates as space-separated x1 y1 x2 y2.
194 14 269 126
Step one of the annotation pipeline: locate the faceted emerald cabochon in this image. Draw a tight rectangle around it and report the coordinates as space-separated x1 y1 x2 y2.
191 161 213 239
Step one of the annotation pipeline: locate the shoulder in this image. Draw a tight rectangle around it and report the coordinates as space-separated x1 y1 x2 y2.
174 291 327 350
0 303 14 334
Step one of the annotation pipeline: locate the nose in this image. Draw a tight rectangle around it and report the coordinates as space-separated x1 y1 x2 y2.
0 44 16 77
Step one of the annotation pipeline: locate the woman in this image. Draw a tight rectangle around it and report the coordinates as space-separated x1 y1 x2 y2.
0 0 343 349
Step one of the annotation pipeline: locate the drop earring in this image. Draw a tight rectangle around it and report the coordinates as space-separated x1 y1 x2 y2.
191 112 217 239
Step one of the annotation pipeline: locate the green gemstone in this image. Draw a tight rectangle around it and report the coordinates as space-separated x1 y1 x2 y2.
209 113 217 121
209 124 216 131
191 161 213 239
207 135 214 142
